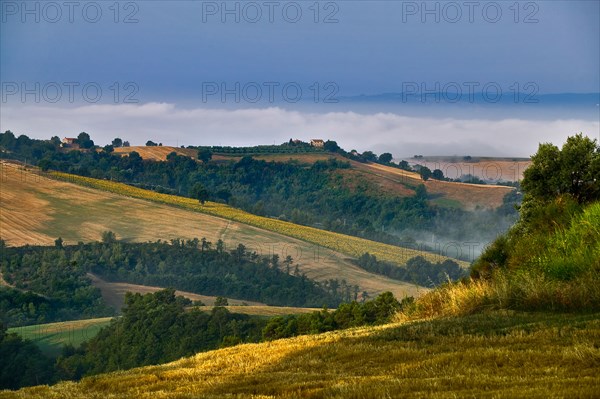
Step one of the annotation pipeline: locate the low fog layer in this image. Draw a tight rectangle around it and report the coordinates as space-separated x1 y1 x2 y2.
2 103 598 157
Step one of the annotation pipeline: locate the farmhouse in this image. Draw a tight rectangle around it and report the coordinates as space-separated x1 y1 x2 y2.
310 139 324 148
61 137 79 149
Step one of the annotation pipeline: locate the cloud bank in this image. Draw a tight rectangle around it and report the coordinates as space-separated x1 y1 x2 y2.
1 103 598 157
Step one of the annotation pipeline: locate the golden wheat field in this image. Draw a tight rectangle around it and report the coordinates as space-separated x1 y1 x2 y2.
47 169 468 268
0 161 423 299
112 146 197 161
4 311 598 399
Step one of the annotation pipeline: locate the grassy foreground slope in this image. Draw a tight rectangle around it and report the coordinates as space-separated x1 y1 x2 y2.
0 161 422 299
5 311 599 399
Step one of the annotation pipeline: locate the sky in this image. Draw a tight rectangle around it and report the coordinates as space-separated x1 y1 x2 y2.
1 0 599 156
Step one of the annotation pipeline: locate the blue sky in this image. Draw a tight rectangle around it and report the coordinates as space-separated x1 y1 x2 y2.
1 1 599 155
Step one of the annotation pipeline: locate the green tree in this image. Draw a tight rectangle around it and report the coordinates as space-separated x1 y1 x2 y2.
419 166 432 181
522 133 599 204
432 169 444 180
146 140 157 147
415 184 428 200
214 296 228 306
323 140 340 152
398 160 411 170
76 132 94 149
101 231 117 244
111 138 123 147
198 148 213 163
378 153 393 164
191 183 210 205
361 151 378 162
0 323 54 389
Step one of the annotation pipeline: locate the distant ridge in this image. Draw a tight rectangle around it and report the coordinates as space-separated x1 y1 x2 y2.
339 92 600 106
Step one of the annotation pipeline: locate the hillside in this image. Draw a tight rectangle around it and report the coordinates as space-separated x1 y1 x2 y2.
113 146 514 210
216 150 514 210
0 161 426 300
404 156 532 181
5 311 599 398
355 160 514 210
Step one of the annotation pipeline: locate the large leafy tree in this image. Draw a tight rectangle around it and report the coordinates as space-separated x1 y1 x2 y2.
378 152 393 164
323 140 340 152
191 182 210 204
472 133 599 278
198 148 213 163
522 133 599 204
76 132 94 149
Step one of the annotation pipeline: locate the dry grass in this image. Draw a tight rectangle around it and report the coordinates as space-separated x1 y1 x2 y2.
4 311 599 398
112 146 197 161
0 161 421 300
399 270 600 320
408 156 531 181
47 169 468 269
357 162 514 210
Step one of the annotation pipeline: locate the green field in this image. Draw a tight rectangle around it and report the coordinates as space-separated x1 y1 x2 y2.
7 318 113 357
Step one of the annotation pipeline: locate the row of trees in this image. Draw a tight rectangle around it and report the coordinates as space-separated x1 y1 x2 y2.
262 292 410 340
0 240 114 327
354 254 466 287
1 237 349 329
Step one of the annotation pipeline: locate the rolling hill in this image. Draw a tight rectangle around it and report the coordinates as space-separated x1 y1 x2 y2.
113 146 514 210
0 161 428 300
5 311 598 398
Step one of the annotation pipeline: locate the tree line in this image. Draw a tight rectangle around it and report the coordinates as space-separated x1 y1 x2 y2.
0 237 350 328
354 253 466 287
